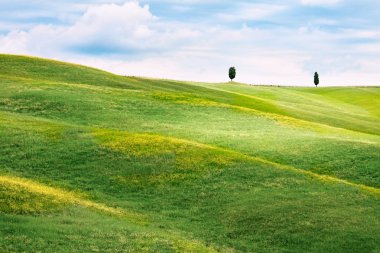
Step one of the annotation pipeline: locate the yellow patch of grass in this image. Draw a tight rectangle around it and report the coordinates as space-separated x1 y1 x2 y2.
93 129 236 185
94 129 182 157
0 179 63 214
0 175 147 223
92 128 380 196
174 148 232 171
167 237 219 253
92 129 234 164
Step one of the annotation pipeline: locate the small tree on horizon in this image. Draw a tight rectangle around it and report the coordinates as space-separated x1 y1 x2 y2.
229 67 236 82
314 72 319 87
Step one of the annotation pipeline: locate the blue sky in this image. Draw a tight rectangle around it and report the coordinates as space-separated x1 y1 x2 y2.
0 0 379 85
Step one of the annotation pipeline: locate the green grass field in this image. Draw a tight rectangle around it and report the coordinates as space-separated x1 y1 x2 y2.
0 54 379 252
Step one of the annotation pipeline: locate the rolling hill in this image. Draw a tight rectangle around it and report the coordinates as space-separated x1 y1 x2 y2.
0 54 379 252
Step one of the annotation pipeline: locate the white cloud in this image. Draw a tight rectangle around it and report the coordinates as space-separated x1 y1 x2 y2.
0 1 200 55
64 1 156 49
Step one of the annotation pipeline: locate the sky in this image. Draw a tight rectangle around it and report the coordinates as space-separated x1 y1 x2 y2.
0 0 379 86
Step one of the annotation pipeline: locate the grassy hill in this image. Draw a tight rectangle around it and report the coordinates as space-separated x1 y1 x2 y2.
0 54 379 252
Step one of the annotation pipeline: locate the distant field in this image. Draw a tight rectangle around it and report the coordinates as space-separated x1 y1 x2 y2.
0 54 379 252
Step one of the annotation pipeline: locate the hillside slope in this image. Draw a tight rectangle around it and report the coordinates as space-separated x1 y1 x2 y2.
1 54 379 252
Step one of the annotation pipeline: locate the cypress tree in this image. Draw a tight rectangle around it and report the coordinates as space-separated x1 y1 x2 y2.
229 67 236 82
314 72 319 87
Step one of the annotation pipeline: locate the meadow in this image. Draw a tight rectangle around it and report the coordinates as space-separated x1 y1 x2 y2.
0 54 379 252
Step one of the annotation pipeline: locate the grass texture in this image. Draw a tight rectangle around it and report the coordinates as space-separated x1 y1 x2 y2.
0 54 379 252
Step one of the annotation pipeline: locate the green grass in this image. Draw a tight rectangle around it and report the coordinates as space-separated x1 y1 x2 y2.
0 54 379 252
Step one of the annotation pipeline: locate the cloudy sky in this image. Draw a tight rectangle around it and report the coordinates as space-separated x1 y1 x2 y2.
0 0 379 85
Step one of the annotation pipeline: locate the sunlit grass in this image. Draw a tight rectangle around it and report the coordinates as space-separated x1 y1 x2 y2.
0 175 147 223
0 54 379 252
